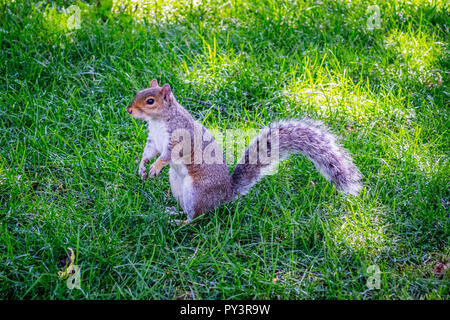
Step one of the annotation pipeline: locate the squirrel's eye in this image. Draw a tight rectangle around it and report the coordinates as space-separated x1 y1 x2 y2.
146 98 154 105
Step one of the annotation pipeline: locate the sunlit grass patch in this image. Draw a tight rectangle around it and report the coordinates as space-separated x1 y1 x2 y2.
280 61 411 125
40 2 87 34
379 123 447 177
111 0 235 25
322 198 391 256
383 29 445 87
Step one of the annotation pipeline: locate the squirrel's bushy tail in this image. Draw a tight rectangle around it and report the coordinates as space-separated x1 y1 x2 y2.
230 120 362 197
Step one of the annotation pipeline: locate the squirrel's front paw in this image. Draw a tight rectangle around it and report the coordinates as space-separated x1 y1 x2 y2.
148 164 160 178
138 165 148 180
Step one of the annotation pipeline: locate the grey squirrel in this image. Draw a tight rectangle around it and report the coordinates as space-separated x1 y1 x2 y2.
126 80 362 224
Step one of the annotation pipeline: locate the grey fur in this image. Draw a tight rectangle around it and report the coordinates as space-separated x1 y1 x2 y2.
231 120 362 197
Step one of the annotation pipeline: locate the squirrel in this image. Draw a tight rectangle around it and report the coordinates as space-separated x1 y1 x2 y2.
126 79 362 225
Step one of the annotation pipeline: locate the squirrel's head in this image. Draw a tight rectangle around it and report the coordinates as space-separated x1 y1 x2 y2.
126 79 173 121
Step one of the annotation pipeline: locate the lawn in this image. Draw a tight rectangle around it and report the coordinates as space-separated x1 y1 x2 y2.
0 0 448 299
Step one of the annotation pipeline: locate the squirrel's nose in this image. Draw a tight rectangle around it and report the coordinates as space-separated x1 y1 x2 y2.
126 106 132 114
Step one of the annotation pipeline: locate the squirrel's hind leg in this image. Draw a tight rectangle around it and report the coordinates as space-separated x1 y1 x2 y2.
166 207 189 226
165 206 181 216
167 172 196 226
167 210 193 226
170 218 189 226
169 167 184 207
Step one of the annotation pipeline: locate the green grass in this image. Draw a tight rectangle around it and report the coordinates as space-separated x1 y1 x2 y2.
0 0 449 299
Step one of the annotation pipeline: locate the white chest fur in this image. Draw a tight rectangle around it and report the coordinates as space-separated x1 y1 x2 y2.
147 120 169 153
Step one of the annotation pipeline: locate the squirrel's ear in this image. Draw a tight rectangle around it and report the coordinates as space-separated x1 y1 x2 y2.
150 79 158 88
162 84 171 102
